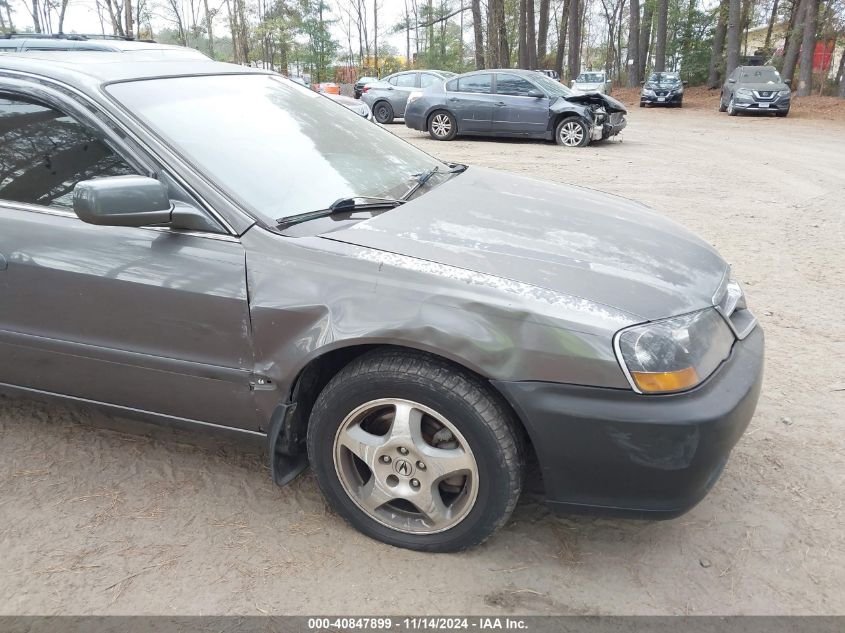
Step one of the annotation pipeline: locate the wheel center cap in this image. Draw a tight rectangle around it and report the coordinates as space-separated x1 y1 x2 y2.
393 459 414 477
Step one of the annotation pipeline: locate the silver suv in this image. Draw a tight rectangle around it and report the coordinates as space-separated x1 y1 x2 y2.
720 65 791 117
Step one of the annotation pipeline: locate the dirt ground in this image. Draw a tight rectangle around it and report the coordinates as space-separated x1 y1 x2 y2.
1 104 844 616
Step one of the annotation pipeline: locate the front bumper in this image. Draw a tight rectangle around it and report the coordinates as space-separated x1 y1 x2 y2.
598 115 626 140
734 96 790 112
492 326 764 518
641 91 683 105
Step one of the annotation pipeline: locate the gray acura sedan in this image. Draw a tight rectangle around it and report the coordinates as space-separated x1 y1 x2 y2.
0 53 763 552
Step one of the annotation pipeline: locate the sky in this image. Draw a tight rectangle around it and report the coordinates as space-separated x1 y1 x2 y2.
5 0 413 55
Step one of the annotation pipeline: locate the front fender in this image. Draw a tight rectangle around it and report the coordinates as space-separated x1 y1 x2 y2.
242 227 637 421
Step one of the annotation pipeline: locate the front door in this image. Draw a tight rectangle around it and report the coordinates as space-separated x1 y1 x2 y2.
0 91 258 430
493 73 550 135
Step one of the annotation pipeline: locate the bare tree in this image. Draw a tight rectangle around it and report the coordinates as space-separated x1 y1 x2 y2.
707 0 728 86
554 0 569 76
518 0 528 66
537 0 549 60
638 0 653 79
373 0 378 73
527 0 537 68
763 0 779 49
725 0 741 77
627 0 640 86
566 0 580 79
471 0 484 67
796 0 818 95
781 0 807 82
653 0 667 70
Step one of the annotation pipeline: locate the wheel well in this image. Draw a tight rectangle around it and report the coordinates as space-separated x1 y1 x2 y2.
282 343 543 493
551 111 584 133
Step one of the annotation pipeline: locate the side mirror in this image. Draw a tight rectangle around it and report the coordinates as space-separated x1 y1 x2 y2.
784 78 791 86
728 78 736 83
73 175 217 232
74 175 171 227
527 88 544 98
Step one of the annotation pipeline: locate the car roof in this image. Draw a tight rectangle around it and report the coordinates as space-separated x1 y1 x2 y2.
0 37 208 56
454 68 541 78
0 51 266 88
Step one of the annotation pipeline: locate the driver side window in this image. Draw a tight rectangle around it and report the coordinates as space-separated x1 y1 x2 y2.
0 95 137 210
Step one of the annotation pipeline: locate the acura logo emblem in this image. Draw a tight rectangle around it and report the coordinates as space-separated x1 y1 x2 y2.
394 459 414 477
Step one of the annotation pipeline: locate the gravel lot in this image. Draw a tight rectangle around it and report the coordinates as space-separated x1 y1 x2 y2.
1 105 843 616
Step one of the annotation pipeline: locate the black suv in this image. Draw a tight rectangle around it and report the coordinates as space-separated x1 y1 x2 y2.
640 71 686 107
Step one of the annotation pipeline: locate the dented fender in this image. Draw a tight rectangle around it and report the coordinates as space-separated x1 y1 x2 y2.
241 226 637 423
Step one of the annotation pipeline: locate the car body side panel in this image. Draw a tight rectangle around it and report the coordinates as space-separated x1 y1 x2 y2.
0 205 258 429
241 226 636 421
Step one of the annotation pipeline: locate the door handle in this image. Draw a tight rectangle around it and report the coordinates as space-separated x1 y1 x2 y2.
0 252 7 271
448 97 459 102
495 102 506 106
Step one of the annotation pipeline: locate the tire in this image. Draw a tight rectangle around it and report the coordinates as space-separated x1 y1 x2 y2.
776 108 789 118
306 349 523 552
555 117 590 147
676 100 683 108
373 101 394 124
428 110 457 141
727 97 738 116
718 94 727 112
639 101 645 108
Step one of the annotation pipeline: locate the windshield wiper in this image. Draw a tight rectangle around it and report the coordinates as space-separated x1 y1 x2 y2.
401 163 468 201
276 196 404 230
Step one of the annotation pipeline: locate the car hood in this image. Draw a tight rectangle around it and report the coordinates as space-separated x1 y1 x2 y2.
323 168 727 321
572 82 605 91
562 92 627 113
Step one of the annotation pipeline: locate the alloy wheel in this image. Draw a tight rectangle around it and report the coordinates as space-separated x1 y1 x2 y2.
431 113 452 138
558 120 585 146
332 398 479 534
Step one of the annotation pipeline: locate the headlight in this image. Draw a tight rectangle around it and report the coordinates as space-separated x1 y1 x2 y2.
614 308 735 394
407 90 423 106
778 89 790 97
737 88 753 97
643 89 655 96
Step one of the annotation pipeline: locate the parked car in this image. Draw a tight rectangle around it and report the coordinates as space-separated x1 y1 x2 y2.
324 92 372 120
361 69 456 124
571 70 611 94
0 33 210 59
719 65 791 117
404 69 627 147
354 75 379 99
640 71 686 107
0 53 763 552
537 69 560 80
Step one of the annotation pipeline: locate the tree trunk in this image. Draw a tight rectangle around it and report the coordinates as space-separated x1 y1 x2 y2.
498 0 509 66
472 0 484 68
707 0 728 87
518 0 528 67
554 0 569 76
537 0 549 61
627 0 640 86
226 0 239 63
124 0 133 38
638 0 653 79
487 0 499 67
836 41 845 97
567 0 581 80
374 0 379 74
796 0 818 95
204 0 215 58
527 0 537 68
31 0 42 32
725 0 742 77
653 0 668 71
58 0 69 32
763 0 779 49
781 0 807 82
680 0 695 70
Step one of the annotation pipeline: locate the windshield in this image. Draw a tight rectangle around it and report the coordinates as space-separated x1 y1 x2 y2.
532 73 573 97
647 72 681 86
107 74 441 223
576 73 605 83
739 67 782 83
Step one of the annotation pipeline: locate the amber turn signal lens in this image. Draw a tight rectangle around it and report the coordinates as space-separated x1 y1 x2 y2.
631 367 699 393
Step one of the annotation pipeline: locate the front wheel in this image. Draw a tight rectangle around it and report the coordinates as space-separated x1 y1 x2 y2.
718 94 727 112
555 117 590 147
307 350 523 552
727 97 738 116
776 108 789 118
428 110 457 141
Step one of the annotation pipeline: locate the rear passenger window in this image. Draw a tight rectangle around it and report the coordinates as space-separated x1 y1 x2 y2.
457 74 492 94
395 74 417 88
420 74 440 88
0 95 136 209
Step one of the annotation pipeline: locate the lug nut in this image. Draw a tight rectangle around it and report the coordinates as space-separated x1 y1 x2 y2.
410 479 420 489
416 461 426 470
398 447 409 455
380 455 391 464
